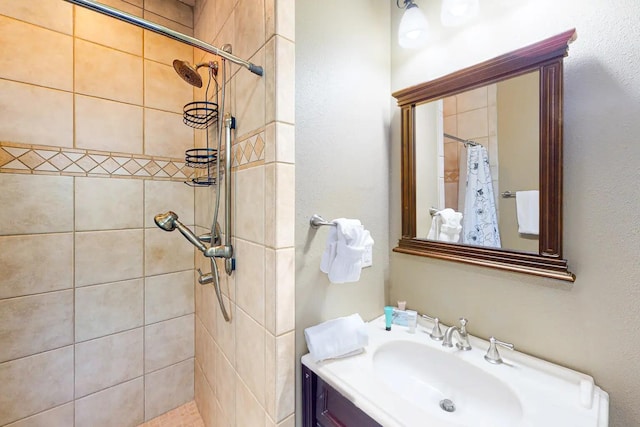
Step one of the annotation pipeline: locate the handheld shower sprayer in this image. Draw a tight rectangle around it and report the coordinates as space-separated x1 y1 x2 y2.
154 211 207 253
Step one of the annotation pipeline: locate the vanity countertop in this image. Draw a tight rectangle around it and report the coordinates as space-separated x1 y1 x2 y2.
302 315 609 427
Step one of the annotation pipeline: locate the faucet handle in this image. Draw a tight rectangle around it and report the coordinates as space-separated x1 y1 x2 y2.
484 336 515 364
420 314 444 341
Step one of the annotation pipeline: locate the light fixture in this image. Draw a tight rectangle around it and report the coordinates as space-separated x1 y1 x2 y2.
440 0 479 27
397 0 429 49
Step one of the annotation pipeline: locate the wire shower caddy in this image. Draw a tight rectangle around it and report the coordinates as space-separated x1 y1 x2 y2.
183 63 220 187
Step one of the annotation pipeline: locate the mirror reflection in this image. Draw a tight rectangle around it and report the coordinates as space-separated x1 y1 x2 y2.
415 71 540 253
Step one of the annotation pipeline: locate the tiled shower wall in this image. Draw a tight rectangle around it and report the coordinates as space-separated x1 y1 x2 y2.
442 84 499 211
191 0 296 426
0 1 200 425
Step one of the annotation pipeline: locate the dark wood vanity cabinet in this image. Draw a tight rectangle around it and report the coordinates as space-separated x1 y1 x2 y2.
302 365 382 427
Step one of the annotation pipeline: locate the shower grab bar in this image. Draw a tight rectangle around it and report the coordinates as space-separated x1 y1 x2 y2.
501 191 517 198
310 214 336 228
443 133 480 147
64 0 264 76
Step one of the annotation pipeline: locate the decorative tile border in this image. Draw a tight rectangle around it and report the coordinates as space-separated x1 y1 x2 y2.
231 131 265 168
0 142 194 181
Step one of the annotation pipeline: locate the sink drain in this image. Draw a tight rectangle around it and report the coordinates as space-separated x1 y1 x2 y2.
439 398 456 413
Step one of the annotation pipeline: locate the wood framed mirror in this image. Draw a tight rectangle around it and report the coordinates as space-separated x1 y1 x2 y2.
392 29 576 282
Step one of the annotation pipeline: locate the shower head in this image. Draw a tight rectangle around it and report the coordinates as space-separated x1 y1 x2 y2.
154 211 207 253
154 211 178 231
173 59 203 88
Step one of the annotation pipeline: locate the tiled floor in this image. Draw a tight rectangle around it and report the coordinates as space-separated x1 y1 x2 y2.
138 401 204 427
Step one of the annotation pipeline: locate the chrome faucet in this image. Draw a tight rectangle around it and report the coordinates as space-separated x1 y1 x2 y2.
442 318 472 350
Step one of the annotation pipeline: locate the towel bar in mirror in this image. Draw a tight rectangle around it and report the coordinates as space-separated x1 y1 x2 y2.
392 29 576 282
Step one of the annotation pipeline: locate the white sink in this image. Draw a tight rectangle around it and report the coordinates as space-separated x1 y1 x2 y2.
373 340 523 427
302 315 609 427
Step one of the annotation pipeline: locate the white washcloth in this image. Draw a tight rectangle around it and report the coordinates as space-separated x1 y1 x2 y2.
304 313 369 362
516 190 539 235
321 218 374 284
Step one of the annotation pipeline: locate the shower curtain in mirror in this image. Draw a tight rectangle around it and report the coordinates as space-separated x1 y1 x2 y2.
462 145 501 248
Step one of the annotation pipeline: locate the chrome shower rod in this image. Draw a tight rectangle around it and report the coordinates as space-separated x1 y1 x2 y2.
64 0 264 76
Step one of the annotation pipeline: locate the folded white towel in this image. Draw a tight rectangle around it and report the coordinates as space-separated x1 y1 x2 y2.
304 313 369 362
321 218 374 284
427 208 463 243
516 190 539 235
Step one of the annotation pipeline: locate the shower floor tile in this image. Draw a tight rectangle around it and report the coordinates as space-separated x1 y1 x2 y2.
138 401 204 427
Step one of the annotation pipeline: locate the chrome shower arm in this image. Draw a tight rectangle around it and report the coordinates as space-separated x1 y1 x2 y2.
64 0 263 76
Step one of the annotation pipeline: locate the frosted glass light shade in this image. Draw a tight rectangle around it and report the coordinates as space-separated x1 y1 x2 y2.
398 4 429 49
441 0 479 27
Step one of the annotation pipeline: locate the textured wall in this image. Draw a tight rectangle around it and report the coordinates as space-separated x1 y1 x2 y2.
295 0 391 424
390 1 640 426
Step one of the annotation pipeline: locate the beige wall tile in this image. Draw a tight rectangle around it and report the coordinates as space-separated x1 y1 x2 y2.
195 317 216 388
443 95 457 117
74 328 144 398
75 279 144 342
0 233 73 299
144 108 194 158
194 185 218 230
75 6 142 55
266 37 294 125
265 122 295 164
235 309 265 405
266 0 294 42
144 60 193 113
145 180 195 228
274 163 294 248
145 0 193 28
4 403 74 427
215 348 236 426
235 239 265 324
0 0 72 34
235 49 266 138
75 94 143 153
74 377 143 427
235 375 265 427
144 358 194 420
75 177 143 231
265 331 294 422
145 270 194 324
233 0 265 61
0 291 73 363
91 0 142 17
0 347 74 426
75 229 143 287
0 174 73 235
265 248 294 335
144 31 193 66
457 107 489 140
215 295 236 363
194 361 216 427
144 227 194 276
0 80 73 147
75 39 143 105
145 314 194 373
457 85 488 113
0 16 73 90
143 11 194 36
235 165 265 244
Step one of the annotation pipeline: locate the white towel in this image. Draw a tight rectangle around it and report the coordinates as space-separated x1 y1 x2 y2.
304 313 369 362
516 190 539 235
321 218 374 284
427 209 463 243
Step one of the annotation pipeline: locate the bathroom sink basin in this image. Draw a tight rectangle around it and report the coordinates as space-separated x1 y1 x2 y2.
373 341 522 427
301 315 609 427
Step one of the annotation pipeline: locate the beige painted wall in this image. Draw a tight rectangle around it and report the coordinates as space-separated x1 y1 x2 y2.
295 0 390 424
390 1 640 426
